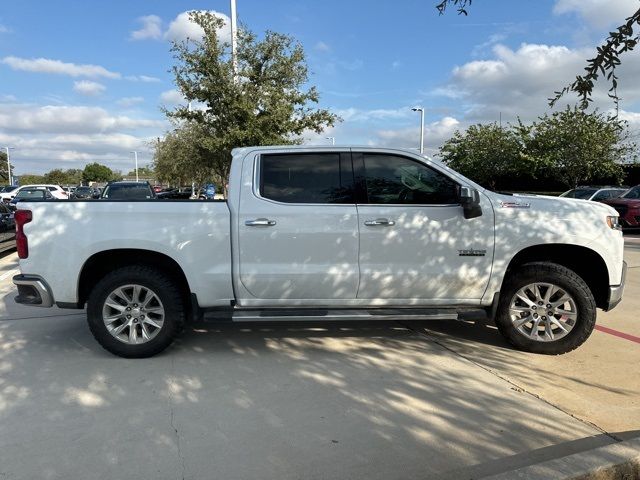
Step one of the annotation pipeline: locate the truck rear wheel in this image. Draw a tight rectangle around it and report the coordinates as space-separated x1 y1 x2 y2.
494 262 596 355
87 265 185 358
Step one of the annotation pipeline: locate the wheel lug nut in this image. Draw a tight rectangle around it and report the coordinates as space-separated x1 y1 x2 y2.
533 313 538 318
538 301 543 306
127 315 131 319
126 307 131 311
140 315 145 319
134 304 138 307
546 304 551 308
542 316 547 320
532 305 537 310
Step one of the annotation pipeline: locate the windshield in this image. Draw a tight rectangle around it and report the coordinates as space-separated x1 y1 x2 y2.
622 186 640 199
1 186 18 193
560 188 597 199
15 189 46 199
102 184 153 200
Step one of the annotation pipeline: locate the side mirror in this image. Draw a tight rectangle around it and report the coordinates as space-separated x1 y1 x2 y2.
460 186 482 219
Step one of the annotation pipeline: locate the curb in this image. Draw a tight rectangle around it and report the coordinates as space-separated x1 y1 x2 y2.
481 437 640 480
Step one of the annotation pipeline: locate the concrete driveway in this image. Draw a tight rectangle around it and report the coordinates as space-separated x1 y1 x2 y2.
0 245 638 480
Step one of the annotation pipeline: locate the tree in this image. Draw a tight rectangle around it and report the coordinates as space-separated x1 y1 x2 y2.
43 168 83 186
438 123 527 189
164 11 338 184
153 123 213 186
82 163 115 183
434 0 640 109
0 151 14 183
521 106 636 188
18 174 45 185
126 165 155 178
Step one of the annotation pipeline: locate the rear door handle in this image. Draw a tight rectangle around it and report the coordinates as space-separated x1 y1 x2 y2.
245 218 277 227
364 218 395 226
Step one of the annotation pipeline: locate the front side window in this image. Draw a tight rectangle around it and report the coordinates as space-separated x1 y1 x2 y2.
260 153 354 204
363 154 458 205
623 186 640 199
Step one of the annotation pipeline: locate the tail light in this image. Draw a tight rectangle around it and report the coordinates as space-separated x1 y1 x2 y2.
15 209 32 259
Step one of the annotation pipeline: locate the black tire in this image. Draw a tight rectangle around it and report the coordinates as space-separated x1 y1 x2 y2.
87 265 185 358
494 262 596 355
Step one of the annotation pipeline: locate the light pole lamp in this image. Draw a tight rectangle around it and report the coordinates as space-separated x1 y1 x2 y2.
325 136 335 145
3 146 14 185
411 107 425 154
131 151 139 182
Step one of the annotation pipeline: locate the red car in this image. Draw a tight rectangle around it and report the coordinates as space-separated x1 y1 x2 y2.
604 185 640 227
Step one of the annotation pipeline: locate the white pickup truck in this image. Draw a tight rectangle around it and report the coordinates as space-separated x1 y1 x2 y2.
12 146 626 357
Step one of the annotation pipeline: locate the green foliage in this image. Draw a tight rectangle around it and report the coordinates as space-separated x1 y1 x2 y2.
439 123 525 189
126 165 155 177
434 0 640 109
82 162 116 183
43 168 83 186
439 107 636 189
519 106 636 188
18 174 45 185
0 151 14 183
161 11 339 184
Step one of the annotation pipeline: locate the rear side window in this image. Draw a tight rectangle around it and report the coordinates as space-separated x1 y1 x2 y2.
363 154 459 205
102 184 153 200
47 187 57 191
260 153 354 204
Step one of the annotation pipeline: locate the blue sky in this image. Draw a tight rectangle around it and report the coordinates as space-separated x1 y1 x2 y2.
1 0 639 174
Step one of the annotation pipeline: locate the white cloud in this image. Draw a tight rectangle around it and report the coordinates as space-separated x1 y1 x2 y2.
125 74 161 82
130 15 162 40
160 89 185 105
164 10 231 44
0 104 164 134
375 117 462 153
0 94 17 102
73 80 106 96
334 107 412 122
434 42 640 123
553 0 639 28
0 24 10 34
315 41 330 52
1 56 121 79
117 96 145 107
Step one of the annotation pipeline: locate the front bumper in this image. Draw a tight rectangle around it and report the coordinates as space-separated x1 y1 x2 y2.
604 261 627 311
13 274 54 307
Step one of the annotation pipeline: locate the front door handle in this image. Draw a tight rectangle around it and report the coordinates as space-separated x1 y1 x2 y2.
245 218 277 227
364 218 395 226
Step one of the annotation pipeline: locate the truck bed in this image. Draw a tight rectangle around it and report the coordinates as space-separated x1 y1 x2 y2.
18 200 234 307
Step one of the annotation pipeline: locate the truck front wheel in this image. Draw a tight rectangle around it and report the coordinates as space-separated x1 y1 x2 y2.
87 265 185 358
494 262 596 355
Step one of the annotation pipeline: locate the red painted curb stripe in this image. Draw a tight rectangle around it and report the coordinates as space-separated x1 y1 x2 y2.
595 325 640 344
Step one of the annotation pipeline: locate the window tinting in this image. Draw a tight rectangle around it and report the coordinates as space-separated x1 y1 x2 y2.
260 153 354 204
102 184 153 200
363 154 458 205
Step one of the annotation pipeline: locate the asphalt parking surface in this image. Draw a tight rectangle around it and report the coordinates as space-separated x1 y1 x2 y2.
0 243 638 480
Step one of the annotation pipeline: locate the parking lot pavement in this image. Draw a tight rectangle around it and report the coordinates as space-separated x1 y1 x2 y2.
0 248 637 480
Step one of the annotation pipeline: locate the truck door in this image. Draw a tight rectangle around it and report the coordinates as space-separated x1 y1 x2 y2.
237 150 360 303
354 151 495 303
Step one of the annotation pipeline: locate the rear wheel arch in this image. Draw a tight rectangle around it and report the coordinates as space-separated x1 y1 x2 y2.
504 244 609 309
78 249 192 310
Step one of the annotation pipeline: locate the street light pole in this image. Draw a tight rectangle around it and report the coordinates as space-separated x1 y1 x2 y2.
3 146 14 185
411 107 425 154
230 0 238 75
325 136 335 145
131 151 139 182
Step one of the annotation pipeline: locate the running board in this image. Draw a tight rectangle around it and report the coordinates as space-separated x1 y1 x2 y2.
231 308 458 322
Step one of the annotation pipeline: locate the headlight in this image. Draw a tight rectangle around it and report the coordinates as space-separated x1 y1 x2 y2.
606 216 622 230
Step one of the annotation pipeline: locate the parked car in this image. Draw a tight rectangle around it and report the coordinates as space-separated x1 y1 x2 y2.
1 184 68 201
156 189 193 200
603 185 640 228
100 181 155 200
73 186 101 199
0 202 15 253
12 146 625 358
560 186 627 202
10 187 54 208
0 185 19 201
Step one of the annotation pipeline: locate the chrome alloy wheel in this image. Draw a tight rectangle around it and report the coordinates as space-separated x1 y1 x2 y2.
508 282 578 342
102 284 165 344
